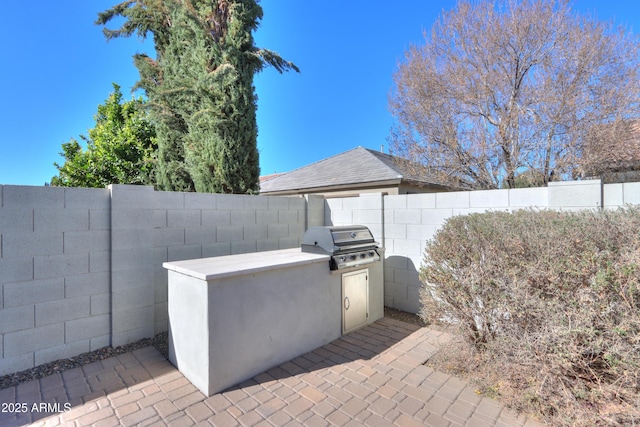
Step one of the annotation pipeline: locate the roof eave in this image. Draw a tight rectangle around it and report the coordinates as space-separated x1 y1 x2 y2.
260 178 403 195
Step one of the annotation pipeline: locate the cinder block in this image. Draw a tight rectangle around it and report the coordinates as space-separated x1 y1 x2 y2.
393 239 421 257
603 183 623 208
0 209 33 233
183 192 217 210
202 242 231 257
168 244 202 262
154 301 168 323
267 223 288 239
108 184 154 210
509 187 549 208
385 224 407 239
0 352 34 376
111 306 155 346
394 298 420 314
289 197 305 210
90 293 111 316
256 210 277 225
167 209 201 228
548 180 601 208
63 230 110 254
386 282 408 300
470 189 509 208
111 266 154 291
216 194 244 210
89 251 110 273
407 193 436 209
154 190 185 210
35 296 90 326
185 227 215 245
267 196 290 211
0 257 33 284
393 209 421 225
113 283 154 313
243 195 269 210
89 209 111 230
65 314 111 343
2 232 63 258
33 253 89 279
243 224 268 240
278 236 300 249
155 320 168 334
395 268 420 286
230 209 256 225
64 271 110 298
217 225 244 242
111 247 153 272
353 209 382 224
436 191 470 209
384 195 407 210
35 339 90 366
64 188 110 209
623 182 640 205
2 185 64 209
257 238 279 252
407 224 437 242
324 198 342 211
112 324 155 348
90 334 110 351
330 210 353 225
3 278 64 307
277 209 298 225
0 305 34 334
359 193 383 210
231 240 257 255
421 208 454 226
34 209 89 232
154 227 185 247
342 197 360 211
152 210 167 228
111 209 153 230
384 255 409 270
112 229 152 250
4 323 64 356
202 209 231 227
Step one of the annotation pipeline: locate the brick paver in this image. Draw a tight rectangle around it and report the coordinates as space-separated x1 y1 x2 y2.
0 318 546 427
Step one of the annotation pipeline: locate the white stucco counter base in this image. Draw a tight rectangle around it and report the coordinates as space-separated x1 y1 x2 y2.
164 248 346 396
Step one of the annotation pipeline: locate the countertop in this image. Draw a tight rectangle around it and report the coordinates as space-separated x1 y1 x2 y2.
162 248 330 281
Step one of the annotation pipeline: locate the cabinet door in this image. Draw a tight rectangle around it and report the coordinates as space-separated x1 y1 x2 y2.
342 269 369 334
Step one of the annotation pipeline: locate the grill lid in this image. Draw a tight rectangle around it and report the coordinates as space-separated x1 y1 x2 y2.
301 225 377 255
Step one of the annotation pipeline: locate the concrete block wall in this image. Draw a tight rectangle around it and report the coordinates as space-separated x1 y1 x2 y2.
0 184 309 376
0 185 111 375
326 179 615 314
151 190 307 334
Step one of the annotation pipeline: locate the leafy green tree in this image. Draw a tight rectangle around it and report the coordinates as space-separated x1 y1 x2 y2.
97 0 298 193
51 84 156 188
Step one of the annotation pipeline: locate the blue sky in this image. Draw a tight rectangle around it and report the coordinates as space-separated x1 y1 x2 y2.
1 1 638 186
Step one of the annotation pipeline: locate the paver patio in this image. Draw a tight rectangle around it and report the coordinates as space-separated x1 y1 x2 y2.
0 318 546 427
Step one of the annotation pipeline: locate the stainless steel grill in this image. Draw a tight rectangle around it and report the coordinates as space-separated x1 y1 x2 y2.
301 225 381 270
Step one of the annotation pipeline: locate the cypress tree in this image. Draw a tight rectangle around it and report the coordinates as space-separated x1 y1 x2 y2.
97 0 298 193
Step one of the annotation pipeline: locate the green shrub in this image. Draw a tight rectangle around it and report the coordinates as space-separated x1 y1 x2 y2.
420 208 640 426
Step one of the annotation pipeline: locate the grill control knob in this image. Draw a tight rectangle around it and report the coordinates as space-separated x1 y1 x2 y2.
350 255 357 261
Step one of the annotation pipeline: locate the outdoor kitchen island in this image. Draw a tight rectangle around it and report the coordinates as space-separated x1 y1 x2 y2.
163 247 383 396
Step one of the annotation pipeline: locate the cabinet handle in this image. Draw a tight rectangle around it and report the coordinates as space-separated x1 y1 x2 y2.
344 296 350 310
